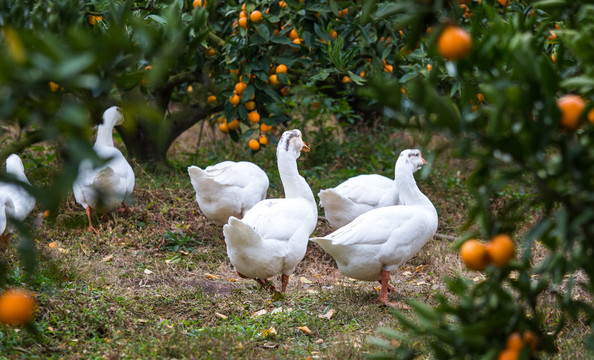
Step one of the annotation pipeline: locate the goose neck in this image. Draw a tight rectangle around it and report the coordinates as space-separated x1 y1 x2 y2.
395 165 428 206
95 123 115 147
277 152 314 203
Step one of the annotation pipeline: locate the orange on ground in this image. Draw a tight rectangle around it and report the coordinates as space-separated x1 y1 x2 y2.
227 119 240 131
437 26 473 60
260 123 272 133
238 17 247 28
229 94 241 106
248 139 260 151
276 64 288 74
557 94 585 130
245 101 256 111
207 95 216 104
259 134 269 145
248 111 261 123
269 74 280 85
0 288 35 326
250 10 262 23
49 81 60 92
235 81 248 94
48 241 57 248
460 239 490 271
219 122 230 133
497 350 518 360
486 234 515 267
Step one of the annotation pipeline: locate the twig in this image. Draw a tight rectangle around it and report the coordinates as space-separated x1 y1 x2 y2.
434 233 457 242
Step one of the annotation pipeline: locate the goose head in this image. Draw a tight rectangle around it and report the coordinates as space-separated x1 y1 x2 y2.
102 106 124 128
5 154 25 177
277 129 310 159
396 149 427 173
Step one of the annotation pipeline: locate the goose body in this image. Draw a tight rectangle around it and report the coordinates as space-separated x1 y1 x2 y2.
223 129 317 292
0 154 36 246
188 161 269 225
319 173 401 228
73 106 135 231
311 149 437 305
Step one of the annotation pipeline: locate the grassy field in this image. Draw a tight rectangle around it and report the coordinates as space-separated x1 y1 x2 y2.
0 120 591 359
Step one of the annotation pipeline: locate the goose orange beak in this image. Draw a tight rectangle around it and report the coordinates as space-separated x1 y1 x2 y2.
302 142 310 152
422 157 428 164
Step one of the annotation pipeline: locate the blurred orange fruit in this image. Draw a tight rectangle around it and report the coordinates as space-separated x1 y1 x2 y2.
193 0 205 8
238 17 247 28
207 95 216 104
269 74 280 85
49 81 60 92
260 123 272 133
245 101 256 111
235 81 248 94
557 94 585 130
460 239 490 271
486 234 515 267
219 122 230 133
229 94 241 106
248 111 260 123
276 64 288 74
250 10 262 23
227 119 240 131
0 288 35 326
342 76 351 83
248 139 260 151
289 29 299 41
437 26 472 60
259 134 269 145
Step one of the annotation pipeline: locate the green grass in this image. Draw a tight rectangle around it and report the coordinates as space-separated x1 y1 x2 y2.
1 122 592 359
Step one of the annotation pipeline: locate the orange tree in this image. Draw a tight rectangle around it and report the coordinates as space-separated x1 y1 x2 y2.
361 0 594 359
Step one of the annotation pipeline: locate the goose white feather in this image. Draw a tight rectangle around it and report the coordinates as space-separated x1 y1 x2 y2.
311 149 438 305
319 168 403 229
0 154 36 246
188 161 269 225
73 106 135 231
223 129 317 292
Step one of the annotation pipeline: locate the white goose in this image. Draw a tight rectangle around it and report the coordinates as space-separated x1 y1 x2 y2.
0 154 36 247
311 149 437 306
73 106 135 232
188 161 269 226
223 129 317 293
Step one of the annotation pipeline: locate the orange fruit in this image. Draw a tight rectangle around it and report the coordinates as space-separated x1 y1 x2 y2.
548 30 556 40
238 17 247 28
206 48 216 57
276 64 288 74
280 87 288 96
331 30 338 39
477 93 485 103
207 95 216 104
245 101 256 110
0 288 35 326
437 26 473 60
49 81 60 92
506 332 523 352
260 123 272 133
187 85 194 94
216 117 226 123
551 53 557 63
289 29 299 41
342 76 351 83
269 74 280 85
292 38 301 45
248 139 260 151
193 0 205 8
279 1 287 8
248 111 261 123
338 8 348 17
486 234 515 267
239 10 247 19
557 95 585 130
384 64 393 73
219 122 230 133
523 330 538 352
235 81 248 94
227 119 240 131
427 64 432 72
250 10 262 23
229 94 241 106
229 68 240 75
360 70 366 78
497 350 518 360
43 210 51 218
497 0 510 6
242 3 246 11
460 239 490 271
48 241 57 248
259 134 269 145
588 108 594 124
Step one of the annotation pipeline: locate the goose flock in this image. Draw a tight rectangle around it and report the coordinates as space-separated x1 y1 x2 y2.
1 106 438 306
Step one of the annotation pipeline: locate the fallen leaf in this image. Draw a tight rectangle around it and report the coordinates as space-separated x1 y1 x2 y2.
299 276 312 284
143 269 153 275
262 326 277 337
416 281 428 286
102 255 114 262
204 272 219 279
298 326 312 334
401 271 412 277
374 286 381 292
58 248 69 254
215 312 228 320
315 338 324 344
48 242 57 249
318 309 335 320
252 309 267 318
415 265 426 272
228 278 238 282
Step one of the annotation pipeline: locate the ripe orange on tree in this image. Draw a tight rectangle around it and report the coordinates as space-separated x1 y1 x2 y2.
557 94 585 130
229 94 241 106
238 17 247 29
292 38 302 45
248 139 260 151
235 81 248 94
192 0 205 8
227 119 240 131
276 64 287 74
245 101 256 111
269 74 280 85
260 123 272 133
49 81 60 92
460 239 490 271
497 0 510 6
486 234 515 267
279 0 287 8
207 95 216 104
259 134 269 145
219 122 230 133
289 29 299 41
0 288 35 326
88 15 102 26
331 30 338 39
437 26 473 60
280 87 288 96
506 332 523 352
342 76 351 83
248 111 260 123
250 10 262 23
